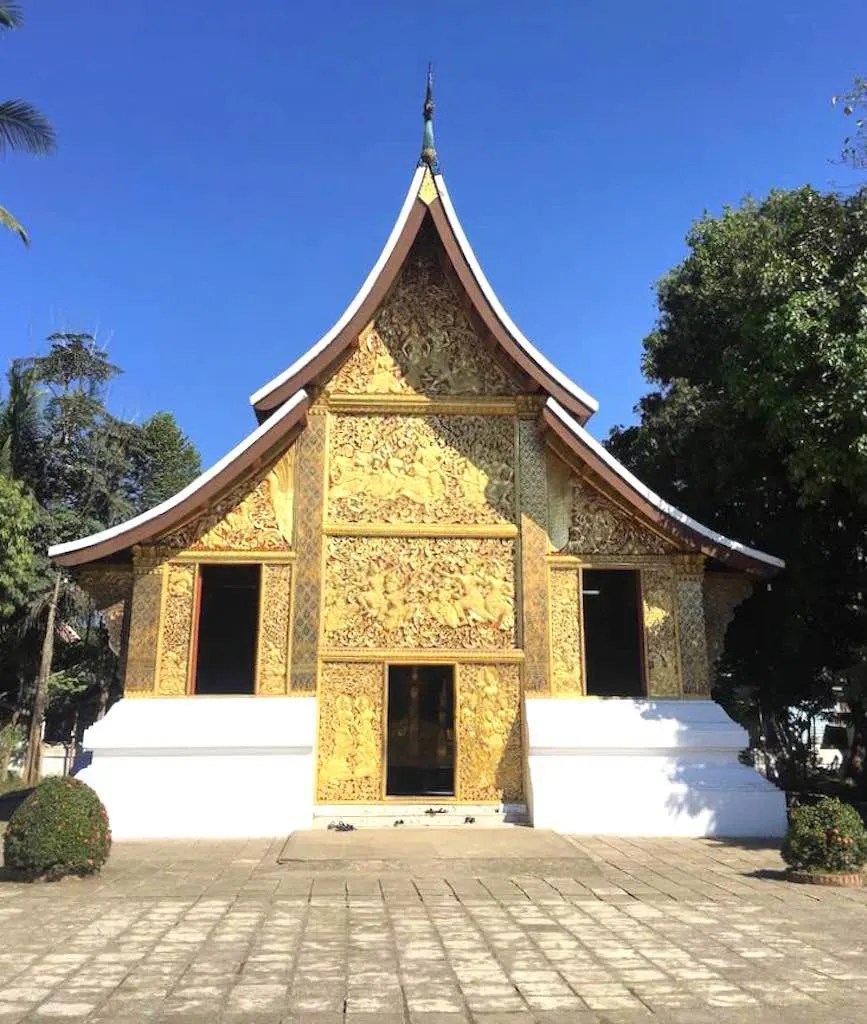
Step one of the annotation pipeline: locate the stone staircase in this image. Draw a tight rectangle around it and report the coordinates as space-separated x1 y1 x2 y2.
312 803 530 830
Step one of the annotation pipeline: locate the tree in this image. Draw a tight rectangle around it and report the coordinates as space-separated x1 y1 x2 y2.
834 77 867 172
0 474 35 622
131 412 202 511
0 4 56 244
608 186 867 790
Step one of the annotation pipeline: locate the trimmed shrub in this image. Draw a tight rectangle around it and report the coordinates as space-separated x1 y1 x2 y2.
782 796 867 873
3 776 111 880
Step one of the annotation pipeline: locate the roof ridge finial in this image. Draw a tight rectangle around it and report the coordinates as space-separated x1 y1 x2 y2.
419 63 439 173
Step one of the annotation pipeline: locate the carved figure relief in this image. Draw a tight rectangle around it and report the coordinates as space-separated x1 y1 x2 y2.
160 448 295 553
550 568 583 695
125 566 163 695
156 563 196 695
327 414 515 525
317 663 383 802
567 476 671 555
458 665 522 802
256 564 292 695
641 566 681 697
323 537 516 650
326 239 522 398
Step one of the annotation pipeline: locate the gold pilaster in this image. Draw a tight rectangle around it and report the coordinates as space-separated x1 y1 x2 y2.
549 567 583 695
255 563 293 695
641 563 682 697
124 558 164 696
676 556 710 696
155 562 197 696
517 418 551 692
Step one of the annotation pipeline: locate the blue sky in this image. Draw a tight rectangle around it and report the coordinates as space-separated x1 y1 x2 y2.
1 1 864 465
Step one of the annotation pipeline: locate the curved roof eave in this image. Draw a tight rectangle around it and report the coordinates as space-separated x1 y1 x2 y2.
543 397 784 575
49 389 310 567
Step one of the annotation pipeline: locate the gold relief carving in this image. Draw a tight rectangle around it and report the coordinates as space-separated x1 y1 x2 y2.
641 566 682 698
550 568 582 695
124 565 163 695
327 414 515 526
156 563 196 696
326 240 521 398
323 537 516 650
290 415 327 691
518 419 550 692
256 564 292 695
457 665 522 803
703 573 753 672
547 453 572 551
567 476 672 555
418 167 438 205
317 663 383 802
678 577 710 695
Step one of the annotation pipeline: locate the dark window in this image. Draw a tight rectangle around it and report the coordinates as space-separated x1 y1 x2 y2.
193 564 260 695
582 569 644 697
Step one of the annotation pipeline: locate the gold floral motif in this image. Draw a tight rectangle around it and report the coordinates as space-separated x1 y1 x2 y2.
641 566 681 697
326 239 521 398
156 563 196 695
550 568 582 694
327 414 515 525
546 453 572 551
323 537 516 650
457 665 522 802
677 576 710 695
703 572 753 671
567 476 671 555
518 419 550 691
160 449 295 553
125 565 163 695
317 663 383 801
256 564 292 694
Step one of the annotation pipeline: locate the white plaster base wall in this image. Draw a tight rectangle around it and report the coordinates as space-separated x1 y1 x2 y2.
525 698 787 837
76 697 317 839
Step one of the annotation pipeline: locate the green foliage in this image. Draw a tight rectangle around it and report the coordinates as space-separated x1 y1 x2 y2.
782 797 867 872
0 474 35 621
834 77 867 171
131 412 202 512
3 776 111 880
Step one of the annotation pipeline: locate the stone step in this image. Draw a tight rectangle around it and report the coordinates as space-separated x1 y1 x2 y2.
312 803 530 830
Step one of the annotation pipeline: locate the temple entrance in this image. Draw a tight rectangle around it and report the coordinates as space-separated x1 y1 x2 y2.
386 665 455 797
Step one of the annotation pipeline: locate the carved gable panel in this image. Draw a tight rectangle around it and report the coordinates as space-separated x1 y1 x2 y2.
327 414 515 526
159 448 295 553
567 475 672 556
323 537 516 650
325 240 522 398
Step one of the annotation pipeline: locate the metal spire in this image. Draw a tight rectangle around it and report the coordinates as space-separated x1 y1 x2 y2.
419 64 439 173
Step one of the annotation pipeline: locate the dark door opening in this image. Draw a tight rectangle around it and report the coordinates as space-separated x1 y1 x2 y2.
582 569 644 697
194 564 260 695
386 665 455 797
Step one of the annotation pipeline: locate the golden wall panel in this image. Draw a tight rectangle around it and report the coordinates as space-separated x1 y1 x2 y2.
290 413 327 691
124 565 163 695
703 572 753 672
160 449 295 554
316 663 383 802
256 563 292 695
156 563 196 696
641 565 682 697
518 419 550 692
457 664 523 803
325 238 521 398
546 452 572 551
327 413 515 526
549 568 583 695
323 536 516 650
567 475 672 555
677 560 710 695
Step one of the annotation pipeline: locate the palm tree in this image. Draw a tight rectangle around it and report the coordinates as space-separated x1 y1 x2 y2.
0 3 56 245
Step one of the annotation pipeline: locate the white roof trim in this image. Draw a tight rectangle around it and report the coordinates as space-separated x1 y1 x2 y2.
49 390 309 559
434 174 599 415
249 166 427 409
546 397 784 569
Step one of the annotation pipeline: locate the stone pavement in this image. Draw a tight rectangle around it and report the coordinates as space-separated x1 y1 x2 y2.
0 828 865 1024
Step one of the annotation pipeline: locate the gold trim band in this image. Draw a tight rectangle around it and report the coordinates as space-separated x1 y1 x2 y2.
324 523 518 539
320 649 525 664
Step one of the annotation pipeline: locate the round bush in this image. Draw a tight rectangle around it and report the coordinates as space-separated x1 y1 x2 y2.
3 776 111 881
782 796 867 873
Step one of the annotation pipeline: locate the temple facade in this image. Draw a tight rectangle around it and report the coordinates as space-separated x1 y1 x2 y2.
51 88 787 839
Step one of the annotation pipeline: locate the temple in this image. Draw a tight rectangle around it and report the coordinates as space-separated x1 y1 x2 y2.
50 75 787 839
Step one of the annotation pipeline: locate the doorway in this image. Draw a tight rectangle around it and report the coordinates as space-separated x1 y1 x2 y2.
386 665 455 797
193 564 260 695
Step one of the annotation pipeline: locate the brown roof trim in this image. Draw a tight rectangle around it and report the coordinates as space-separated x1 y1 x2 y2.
541 405 782 577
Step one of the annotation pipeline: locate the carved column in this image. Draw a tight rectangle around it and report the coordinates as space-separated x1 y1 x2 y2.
155 562 196 696
290 408 327 691
641 563 682 697
124 552 164 696
256 563 293 695
517 416 551 692
676 556 710 696
549 567 583 694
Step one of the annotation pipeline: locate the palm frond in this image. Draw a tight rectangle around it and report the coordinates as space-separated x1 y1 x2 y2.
0 4 22 30
0 203 28 245
0 100 56 156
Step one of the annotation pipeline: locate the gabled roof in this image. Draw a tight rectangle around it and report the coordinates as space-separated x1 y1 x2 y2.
249 167 600 423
